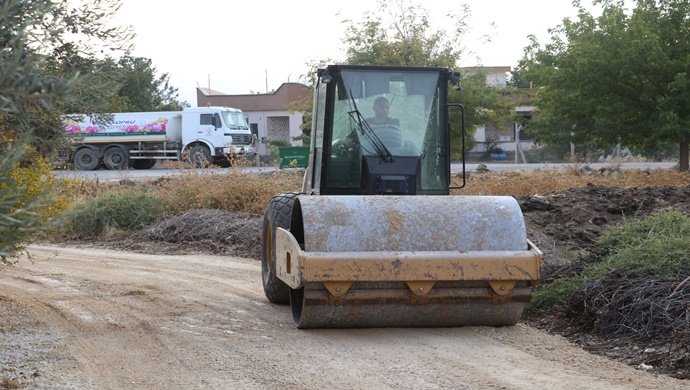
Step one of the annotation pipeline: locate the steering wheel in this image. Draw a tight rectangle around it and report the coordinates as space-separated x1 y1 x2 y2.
332 134 359 158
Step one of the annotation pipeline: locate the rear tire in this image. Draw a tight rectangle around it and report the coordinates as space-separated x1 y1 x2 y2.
262 192 301 304
73 148 99 171
103 146 129 170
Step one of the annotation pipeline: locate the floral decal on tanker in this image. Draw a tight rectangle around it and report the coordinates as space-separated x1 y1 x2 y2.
63 117 168 135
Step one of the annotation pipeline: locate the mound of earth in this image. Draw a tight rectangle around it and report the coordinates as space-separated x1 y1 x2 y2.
516 183 690 379
517 183 690 279
100 209 263 259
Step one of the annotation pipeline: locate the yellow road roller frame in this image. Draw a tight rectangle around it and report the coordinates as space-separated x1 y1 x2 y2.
275 227 542 298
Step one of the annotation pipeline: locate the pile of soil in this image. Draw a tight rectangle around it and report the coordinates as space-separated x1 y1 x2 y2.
517 184 690 279
104 209 263 260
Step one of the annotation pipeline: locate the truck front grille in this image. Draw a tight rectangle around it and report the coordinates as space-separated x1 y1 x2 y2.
231 134 253 145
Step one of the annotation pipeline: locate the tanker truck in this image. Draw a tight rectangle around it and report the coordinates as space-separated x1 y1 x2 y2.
62 106 254 170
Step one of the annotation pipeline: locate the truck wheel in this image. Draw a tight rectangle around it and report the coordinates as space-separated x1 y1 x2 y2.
73 148 99 171
103 147 129 170
130 159 157 169
262 192 301 304
214 157 231 168
188 145 211 168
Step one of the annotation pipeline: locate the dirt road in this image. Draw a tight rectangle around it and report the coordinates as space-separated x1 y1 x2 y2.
1 245 686 389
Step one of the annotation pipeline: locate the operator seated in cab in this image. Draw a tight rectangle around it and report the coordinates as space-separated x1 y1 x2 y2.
364 96 403 149
333 96 417 156
366 96 399 128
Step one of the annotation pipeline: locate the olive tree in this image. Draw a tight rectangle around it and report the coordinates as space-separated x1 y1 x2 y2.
0 0 132 261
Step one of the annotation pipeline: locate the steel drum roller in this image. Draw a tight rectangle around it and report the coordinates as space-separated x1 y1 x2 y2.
275 195 542 328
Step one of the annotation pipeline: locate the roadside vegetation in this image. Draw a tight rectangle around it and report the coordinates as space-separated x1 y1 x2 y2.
455 166 690 195
528 209 690 378
531 209 690 311
50 166 690 240
54 168 302 241
0 143 65 261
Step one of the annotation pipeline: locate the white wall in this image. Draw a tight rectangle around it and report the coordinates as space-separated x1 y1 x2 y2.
485 72 508 87
245 110 304 155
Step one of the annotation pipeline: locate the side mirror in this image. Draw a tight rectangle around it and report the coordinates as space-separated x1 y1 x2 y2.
212 115 222 128
450 72 461 91
318 69 333 84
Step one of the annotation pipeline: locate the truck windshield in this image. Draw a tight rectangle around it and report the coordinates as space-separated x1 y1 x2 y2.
223 111 249 130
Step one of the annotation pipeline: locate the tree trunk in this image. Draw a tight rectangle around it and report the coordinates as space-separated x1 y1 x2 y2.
680 136 690 172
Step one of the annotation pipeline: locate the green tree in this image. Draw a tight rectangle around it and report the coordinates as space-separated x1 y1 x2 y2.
519 0 690 170
115 55 188 112
305 0 514 157
1 0 132 261
342 0 466 68
508 70 531 89
59 56 131 116
1 0 133 155
60 54 188 118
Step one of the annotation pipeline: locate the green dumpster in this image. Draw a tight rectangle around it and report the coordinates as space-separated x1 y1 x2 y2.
278 146 310 168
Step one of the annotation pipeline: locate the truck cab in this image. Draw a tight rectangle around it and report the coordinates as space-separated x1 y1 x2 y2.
182 107 254 162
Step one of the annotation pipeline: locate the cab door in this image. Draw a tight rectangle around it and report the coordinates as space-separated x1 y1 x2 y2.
199 112 224 154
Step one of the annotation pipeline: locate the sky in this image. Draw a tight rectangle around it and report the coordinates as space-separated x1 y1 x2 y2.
114 0 584 106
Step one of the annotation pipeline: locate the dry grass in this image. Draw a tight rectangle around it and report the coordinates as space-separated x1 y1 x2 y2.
154 168 303 215
57 166 690 218
455 168 690 196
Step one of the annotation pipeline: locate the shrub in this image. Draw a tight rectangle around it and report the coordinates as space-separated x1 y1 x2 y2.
7 151 72 219
62 190 165 238
592 210 690 279
0 143 64 262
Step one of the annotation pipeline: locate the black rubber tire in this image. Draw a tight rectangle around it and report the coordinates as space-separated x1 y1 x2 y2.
262 192 301 304
73 148 100 171
130 159 157 169
187 145 212 168
103 146 129 170
214 157 231 168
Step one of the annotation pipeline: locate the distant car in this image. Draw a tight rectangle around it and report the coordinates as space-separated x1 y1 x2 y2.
489 148 508 160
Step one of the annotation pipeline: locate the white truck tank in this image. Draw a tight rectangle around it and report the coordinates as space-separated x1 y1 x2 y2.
63 112 183 143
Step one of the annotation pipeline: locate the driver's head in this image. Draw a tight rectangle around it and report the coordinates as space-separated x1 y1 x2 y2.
373 97 390 119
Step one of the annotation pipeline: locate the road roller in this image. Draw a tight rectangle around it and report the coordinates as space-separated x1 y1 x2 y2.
261 65 542 328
